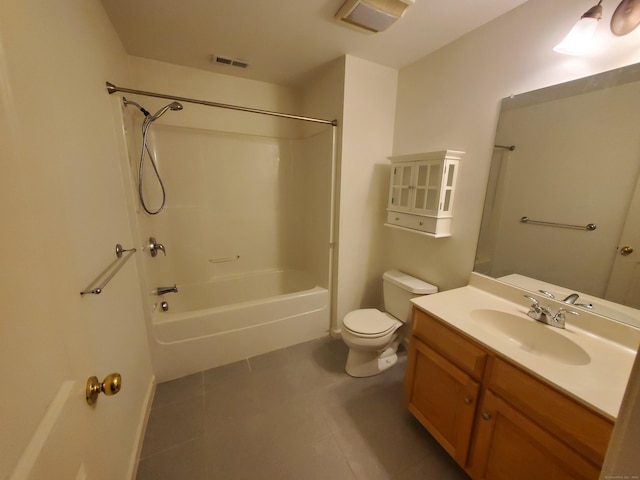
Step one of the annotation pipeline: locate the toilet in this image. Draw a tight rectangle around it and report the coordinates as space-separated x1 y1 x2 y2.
342 270 438 377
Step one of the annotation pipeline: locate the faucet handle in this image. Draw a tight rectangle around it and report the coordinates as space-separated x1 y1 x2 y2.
555 307 579 319
149 237 166 257
551 307 579 328
538 290 555 299
523 295 541 311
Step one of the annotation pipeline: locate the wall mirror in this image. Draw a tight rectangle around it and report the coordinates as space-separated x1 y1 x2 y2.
475 63 640 328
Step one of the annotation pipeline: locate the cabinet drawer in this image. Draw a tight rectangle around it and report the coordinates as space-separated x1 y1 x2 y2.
386 211 439 233
486 357 613 465
412 308 487 381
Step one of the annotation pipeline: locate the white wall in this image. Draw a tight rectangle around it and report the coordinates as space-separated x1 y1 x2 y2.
0 1 153 479
336 55 398 328
299 57 346 328
126 56 301 138
390 0 640 292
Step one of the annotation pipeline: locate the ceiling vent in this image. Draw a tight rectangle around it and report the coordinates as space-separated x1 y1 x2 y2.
212 55 249 69
335 0 415 33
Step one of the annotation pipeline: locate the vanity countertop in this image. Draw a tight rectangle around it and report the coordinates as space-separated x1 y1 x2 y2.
411 273 640 421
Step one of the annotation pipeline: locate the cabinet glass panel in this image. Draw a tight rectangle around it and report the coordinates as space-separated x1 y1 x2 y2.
426 189 439 211
392 165 411 187
391 187 400 206
415 189 426 209
401 189 410 207
443 190 452 212
447 164 456 187
428 164 441 187
402 166 412 185
417 165 429 186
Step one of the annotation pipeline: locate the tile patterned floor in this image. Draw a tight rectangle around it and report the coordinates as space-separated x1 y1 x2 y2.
136 337 470 480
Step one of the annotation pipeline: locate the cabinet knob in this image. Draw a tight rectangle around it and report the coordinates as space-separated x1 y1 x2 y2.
464 396 473 405
482 412 492 421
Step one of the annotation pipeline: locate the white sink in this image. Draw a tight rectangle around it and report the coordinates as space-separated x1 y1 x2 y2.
470 309 591 366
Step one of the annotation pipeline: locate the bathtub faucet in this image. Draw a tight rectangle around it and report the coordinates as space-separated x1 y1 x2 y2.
156 285 178 295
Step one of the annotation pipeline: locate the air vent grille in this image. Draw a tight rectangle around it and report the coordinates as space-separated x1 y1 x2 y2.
212 55 249 69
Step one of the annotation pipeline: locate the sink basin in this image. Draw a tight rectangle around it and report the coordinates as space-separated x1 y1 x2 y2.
470 309 591 366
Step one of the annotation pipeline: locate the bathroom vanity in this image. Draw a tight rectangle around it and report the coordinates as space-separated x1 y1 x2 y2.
404 274 639 479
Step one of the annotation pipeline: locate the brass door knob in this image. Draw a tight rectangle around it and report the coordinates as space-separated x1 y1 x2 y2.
620 246 634 256
86 373 122 405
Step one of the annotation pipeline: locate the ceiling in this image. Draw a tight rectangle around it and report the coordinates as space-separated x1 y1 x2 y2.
101 0 529 88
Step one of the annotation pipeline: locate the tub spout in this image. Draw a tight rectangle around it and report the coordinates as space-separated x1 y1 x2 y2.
156 285 178 295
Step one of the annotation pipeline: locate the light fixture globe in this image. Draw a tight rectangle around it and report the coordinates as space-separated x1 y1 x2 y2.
554 1 603 55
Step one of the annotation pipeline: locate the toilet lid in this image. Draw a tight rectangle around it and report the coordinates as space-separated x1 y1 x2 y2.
343 309 400 336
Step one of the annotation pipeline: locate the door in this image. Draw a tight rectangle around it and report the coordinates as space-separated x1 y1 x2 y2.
0 4 152 478
0 49 92 479
606 171 640 308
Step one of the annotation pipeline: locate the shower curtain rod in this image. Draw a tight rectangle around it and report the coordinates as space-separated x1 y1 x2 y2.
106 82 338 126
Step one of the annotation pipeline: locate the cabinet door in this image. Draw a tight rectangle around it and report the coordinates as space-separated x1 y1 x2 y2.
468 390 600 480
439 160 457 216
405 338 479 467
388 162 414 212
412 161 442 216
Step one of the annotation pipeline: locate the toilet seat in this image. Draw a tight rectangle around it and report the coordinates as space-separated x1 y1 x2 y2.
343 309 401 338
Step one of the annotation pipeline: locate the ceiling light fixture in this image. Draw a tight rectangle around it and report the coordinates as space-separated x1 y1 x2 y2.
554 0 640 55
335 0 415 33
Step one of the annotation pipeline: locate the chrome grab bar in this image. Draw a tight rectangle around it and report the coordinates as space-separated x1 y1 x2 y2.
81 244 137 296
520 216 596 231
209 255 240 263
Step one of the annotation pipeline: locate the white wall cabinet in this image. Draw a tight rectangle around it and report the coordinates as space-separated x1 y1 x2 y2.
386 150 463 237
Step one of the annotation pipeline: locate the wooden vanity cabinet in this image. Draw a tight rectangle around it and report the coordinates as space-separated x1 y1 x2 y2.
404 308 613 479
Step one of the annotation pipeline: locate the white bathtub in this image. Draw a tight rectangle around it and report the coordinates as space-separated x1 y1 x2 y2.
149 269 330 382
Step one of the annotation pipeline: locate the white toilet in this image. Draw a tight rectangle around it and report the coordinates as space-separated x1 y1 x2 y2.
342 270 438 377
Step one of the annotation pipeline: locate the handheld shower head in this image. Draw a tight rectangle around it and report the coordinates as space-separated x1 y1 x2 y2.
149 102 184 121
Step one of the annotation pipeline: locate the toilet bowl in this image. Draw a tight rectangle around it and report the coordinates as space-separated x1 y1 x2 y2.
342 270 437 377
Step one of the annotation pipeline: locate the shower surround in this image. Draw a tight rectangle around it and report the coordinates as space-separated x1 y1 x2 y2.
120 106 335 381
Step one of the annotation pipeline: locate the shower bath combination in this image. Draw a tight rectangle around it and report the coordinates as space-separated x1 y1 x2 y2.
123 97 183 215
109 81 338 381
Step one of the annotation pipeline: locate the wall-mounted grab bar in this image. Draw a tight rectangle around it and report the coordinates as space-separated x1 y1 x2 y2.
81 244 137 296
209 255 240 264
520 216 597 231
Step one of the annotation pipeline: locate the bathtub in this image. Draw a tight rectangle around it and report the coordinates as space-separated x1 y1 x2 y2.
148 269 330 382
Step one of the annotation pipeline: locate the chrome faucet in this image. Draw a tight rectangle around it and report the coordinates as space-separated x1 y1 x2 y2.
562 293 579 304
524 295 578 329
538 290 593 309
149 237 166 257
156 284 178 295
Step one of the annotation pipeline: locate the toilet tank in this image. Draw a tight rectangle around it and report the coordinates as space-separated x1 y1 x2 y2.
383 270 438 322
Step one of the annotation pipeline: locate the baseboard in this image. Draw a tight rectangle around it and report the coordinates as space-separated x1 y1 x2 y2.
126 375 156 480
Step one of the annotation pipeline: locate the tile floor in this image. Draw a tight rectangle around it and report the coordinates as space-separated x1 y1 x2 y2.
136 337 470 480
